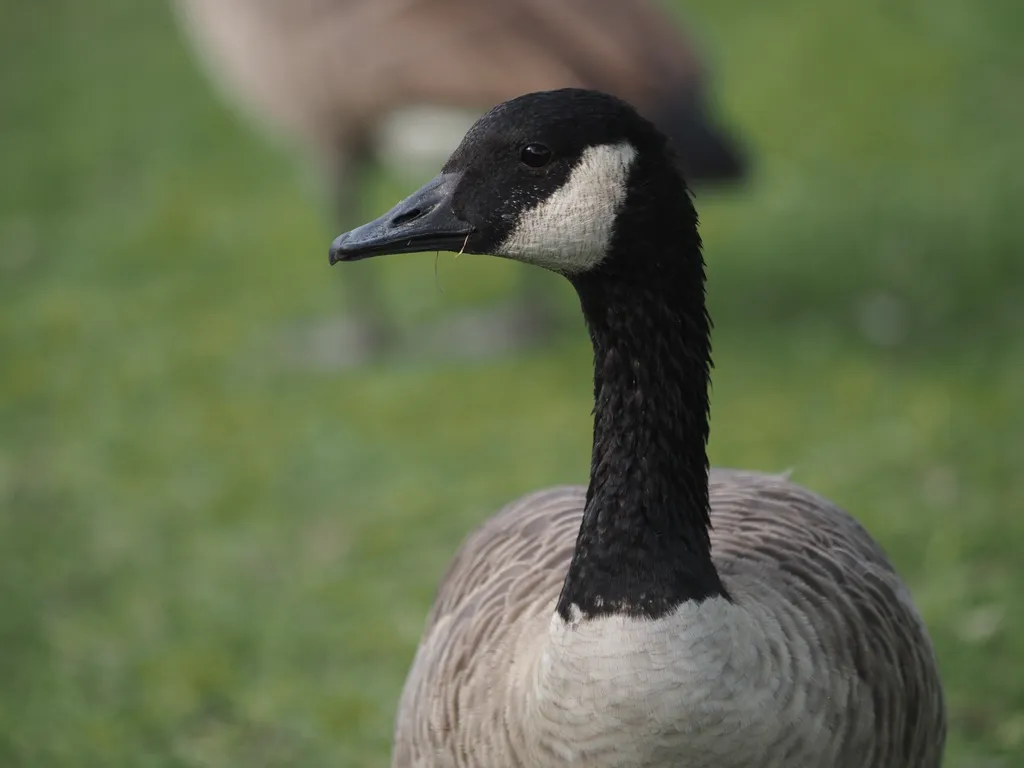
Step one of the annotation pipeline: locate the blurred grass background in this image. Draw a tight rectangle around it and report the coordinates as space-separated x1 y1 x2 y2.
1 0 1023 765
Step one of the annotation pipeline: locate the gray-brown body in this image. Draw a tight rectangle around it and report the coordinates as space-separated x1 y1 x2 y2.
394 471 946 767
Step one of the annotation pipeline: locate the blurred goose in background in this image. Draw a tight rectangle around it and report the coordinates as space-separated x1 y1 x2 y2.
174 0 749 366
330 88 946 766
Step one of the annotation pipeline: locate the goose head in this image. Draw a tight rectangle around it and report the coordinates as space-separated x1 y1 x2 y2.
330 89 718 620
329 88 699 282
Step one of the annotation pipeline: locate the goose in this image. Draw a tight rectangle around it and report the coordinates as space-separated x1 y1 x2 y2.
173 0 748 362
328 88 946 766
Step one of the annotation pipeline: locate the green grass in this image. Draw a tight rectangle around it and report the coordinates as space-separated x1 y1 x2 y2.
1 0 1022 764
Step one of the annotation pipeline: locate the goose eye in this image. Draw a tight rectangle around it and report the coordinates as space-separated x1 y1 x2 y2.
520 143 552 168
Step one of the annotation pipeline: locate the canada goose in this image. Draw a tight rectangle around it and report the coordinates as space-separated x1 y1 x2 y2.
174 0 748 363
328 89 946 766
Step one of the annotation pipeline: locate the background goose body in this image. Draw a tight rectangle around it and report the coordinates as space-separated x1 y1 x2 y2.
328 89 946 767
173 0 743 179
173 0 747 363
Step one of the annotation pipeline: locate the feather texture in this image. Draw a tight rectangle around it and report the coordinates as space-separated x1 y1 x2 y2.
393 471 945 767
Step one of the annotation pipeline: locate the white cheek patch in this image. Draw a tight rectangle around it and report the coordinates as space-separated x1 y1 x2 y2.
497 142 637 273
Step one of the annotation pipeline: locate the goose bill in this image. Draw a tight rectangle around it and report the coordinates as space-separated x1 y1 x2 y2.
329 172 472 263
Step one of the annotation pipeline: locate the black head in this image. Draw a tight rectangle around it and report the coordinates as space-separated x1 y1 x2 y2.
330 90 722 616
329 88 698 279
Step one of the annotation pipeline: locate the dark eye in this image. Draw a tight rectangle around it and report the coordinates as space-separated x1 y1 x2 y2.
520 143 552 168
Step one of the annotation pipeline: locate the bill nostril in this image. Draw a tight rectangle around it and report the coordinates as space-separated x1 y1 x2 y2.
392 206 425 227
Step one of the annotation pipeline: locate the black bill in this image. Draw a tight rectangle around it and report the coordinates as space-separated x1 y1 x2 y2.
329 172 472 264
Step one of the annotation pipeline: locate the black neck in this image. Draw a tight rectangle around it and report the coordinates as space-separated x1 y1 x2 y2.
556 207 727 621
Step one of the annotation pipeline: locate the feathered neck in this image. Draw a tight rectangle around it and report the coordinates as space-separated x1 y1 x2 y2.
556 193 727 621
